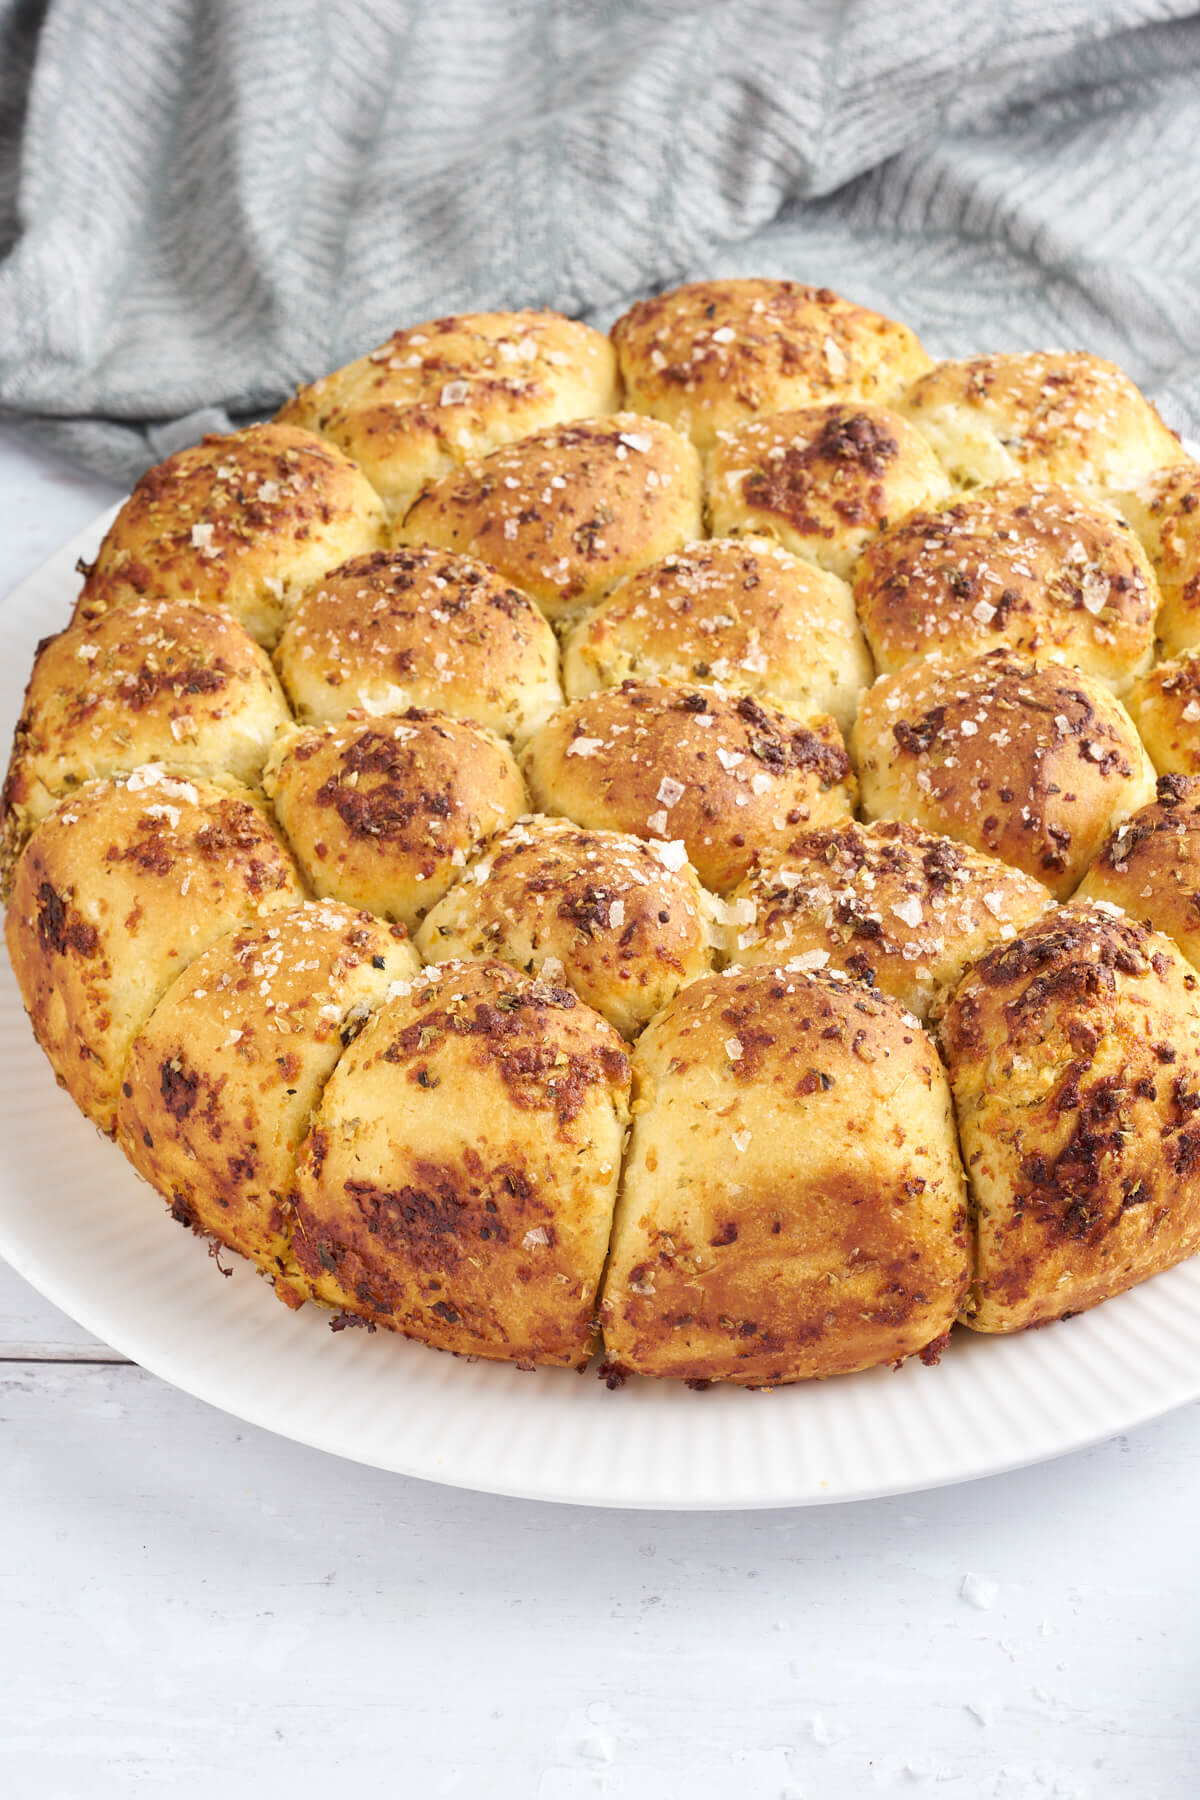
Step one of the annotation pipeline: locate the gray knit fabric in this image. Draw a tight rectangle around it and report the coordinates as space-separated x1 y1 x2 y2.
2 0 1200 484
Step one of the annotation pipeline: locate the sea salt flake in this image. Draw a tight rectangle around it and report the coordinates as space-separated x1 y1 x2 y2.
647 808 669 834
190 522 216 554
710 326 736 344
522 1225 550 1249
608 899 625 930
566 737 605 758
725 1036 744 1060
439 380 471 405
618 431 655 453
656 776 685 807
650 838 688 872
732 1128 752 1153
1182 699 1200 722
893 895 924 928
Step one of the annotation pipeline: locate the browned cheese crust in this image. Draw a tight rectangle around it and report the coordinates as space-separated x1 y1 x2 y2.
277 309 619 519
263 711 527 929
941 904 1200 1331
292 959 631 1366
5 772 303 1132
852 479 1157 691
897 352 1183 495
726 819 1053 1019
599 965 969 1384
1 596 291 893
1127 649 1200 776
612 279 931 449
562 535 872 734
1077 774 1200 971
273 545 562 740
522 679 855 894
117 903 419 1301
705 402 951 581
77 423 390 646
416 815 717 1036
851 649 1156 899
398 414 703 621
1112 462 1200 654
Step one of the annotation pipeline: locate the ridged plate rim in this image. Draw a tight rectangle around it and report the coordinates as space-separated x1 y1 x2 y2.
3 505 1200 1511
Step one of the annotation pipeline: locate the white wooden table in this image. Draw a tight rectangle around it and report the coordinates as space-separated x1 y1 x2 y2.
1 423 1197 1800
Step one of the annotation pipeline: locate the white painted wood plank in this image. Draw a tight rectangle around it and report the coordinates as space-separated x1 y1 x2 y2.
1 1358 1199 1797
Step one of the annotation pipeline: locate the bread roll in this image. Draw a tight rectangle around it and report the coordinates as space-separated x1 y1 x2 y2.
599 965 968 1384
562 536 872 734
292 959 631 1366
1127 650 1200 776
264 712 526 929
117 903 419 1301
1111 463 1200 655
416 815 716 1036
705 403 950 581
5 772 303 1132
941 904 1200 1331
853 479 1157 691
522 680 855 893
274 546 562 740
1076 775 1200 969
398 414 703 623
612 279 931 449
898 352 1182 495
278 310 619 519
852 650 1155 898
78 423 389 646
726 819 1052 1018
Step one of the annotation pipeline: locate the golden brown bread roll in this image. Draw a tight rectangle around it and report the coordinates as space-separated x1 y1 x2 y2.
397 414 703 622
116 903 419 1303
851 650 1156 898
273 545 562 740
705 403 951 581
725 819 1053 1018
5 772 303 1132
1127 649 1200 776
941 903 1200 1332
1111 462 1200 654
415 814 717 1036
1076 775 1200 969
292 958 631 1366
612 279 931 449
852 479 1158 692
263 712 527 930
1 596 292 894
277 310 619 519
897 352 1183 495
561 535 872 734
522 679 856 893
77 423 390 646
599 964 969 1384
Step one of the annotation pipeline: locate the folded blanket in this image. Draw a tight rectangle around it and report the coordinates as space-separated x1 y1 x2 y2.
1 0 1199 483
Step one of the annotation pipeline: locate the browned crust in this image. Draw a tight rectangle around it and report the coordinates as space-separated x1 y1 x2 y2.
942 904 1200 1331
522 679 855 894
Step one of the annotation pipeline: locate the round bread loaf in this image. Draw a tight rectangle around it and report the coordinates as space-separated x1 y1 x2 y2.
263 712 526 929
561 536 872 733
5 772 303 1132
273 546 562 740
725 819 1052 1018
78 423 390 646
522 680 855 893
398 414 703 622
117 903 419 1303
291 958 631 1366
897 352 1182 495
852 649 1156 898
1076 775 1200 969
1111 462 1200 655
941 903 1200 1332
705 402 951 581
599 964 969 1384
277 309 619 519
852 479 1157 690
612 279 931 449
1 596 291 893
1127 649 1200 775
415 815 716 1036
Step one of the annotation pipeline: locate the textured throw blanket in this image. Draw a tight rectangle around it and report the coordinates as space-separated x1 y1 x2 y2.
2 0 1200 485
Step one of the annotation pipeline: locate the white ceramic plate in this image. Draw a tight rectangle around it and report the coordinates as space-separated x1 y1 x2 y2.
4 509 1200 1511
